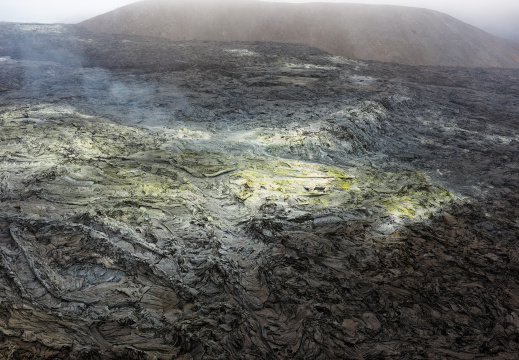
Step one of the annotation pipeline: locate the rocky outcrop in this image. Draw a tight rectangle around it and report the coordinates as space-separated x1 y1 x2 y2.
0 23 518 359
78 0 519 68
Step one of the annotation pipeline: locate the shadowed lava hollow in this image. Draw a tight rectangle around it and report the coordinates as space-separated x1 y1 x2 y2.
0 23 518 359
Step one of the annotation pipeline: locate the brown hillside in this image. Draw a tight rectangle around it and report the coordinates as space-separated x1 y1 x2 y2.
79 0 519 67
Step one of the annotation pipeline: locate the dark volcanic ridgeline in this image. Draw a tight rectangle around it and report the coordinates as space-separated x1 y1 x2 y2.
0 23 518 359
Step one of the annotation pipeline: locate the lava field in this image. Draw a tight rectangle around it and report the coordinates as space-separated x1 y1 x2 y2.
0 23 518 359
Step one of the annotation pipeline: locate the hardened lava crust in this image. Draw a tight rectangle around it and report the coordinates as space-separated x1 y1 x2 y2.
0 23 518 359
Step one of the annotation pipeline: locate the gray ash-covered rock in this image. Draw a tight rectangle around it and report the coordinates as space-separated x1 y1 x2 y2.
0 23 518 359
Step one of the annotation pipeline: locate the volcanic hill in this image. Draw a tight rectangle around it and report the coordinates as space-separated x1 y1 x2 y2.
78 0 519 68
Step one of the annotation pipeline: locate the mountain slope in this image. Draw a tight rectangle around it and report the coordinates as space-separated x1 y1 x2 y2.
78 0 519 68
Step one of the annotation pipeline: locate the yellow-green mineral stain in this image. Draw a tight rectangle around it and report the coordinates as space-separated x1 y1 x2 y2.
230 156 451 219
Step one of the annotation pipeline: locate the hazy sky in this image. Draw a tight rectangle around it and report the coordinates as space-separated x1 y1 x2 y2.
1 0 518 40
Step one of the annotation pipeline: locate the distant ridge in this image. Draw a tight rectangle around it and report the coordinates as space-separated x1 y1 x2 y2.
79 0 519 68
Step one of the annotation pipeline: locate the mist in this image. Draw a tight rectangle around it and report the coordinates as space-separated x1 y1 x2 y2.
268 0 519 41
0 0 518 41
0 0 135 24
